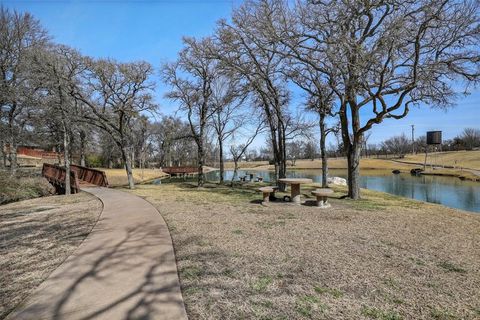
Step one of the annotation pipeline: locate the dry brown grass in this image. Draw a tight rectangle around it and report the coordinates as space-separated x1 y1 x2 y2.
132 183 480 320
225 158 417 171
402 151 480 170
224 154 480 181
0 192 102 319
99 168 168 186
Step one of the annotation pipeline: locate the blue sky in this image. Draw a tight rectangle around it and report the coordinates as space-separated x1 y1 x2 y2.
2 0 479 147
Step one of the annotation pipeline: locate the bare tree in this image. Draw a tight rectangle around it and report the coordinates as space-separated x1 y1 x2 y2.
162 37 218 187
265 0 480 198
229 120 264 185
381 134 411 158
210 76 245 184
72 58 156 189
152 116 195 167
213 2 291 190
0 7 49 173
289 62 338 187
286 140 304 166
32 45 84 194
460 128 480 150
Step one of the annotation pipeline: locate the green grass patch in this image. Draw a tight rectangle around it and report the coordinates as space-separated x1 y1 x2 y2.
295 295 327 318
430 307 458 320
222 268 235 278
314 286 344 298
437 261 466 273
251 275 273 292
183 286 202 296
180 266 202 280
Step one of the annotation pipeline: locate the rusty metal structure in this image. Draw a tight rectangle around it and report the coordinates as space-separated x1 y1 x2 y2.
42 163 109 194
162 166 198 176
42 163 81 194
71 164 109 187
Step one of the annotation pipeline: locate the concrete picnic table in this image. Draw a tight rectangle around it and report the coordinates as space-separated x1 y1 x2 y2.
278 178 313 204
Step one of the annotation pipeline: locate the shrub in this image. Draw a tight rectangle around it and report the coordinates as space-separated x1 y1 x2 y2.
0 171 55 205
86 154 103 168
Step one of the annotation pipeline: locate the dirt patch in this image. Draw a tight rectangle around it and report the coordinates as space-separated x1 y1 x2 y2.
0 192 102 319
132 183 480 320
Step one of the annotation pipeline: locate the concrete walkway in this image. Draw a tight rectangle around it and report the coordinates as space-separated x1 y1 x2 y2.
8 187 187 320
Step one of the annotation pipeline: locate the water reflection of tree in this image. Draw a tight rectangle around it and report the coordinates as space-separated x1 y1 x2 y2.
423 176 441 204
457 185 478 212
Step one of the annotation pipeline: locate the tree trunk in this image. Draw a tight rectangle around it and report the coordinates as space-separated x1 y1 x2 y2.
231 159 239 186
319 113 328 188
218 136 224 184
276 125 287 191
346 139 362 199
197 138 205 187
131 149 135 169
57 145 62 165
8 122 17 174
80 130 86 167
121 146 135 189
9 135 17 174
63 126 71 195
0 139 5 169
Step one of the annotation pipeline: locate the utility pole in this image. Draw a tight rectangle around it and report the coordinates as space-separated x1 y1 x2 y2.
411 124 415 154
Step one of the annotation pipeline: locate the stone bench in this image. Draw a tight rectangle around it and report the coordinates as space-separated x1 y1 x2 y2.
257 186 279 204
311 188 334 208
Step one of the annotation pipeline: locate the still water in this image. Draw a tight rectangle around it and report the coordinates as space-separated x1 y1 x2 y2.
205 169 480 213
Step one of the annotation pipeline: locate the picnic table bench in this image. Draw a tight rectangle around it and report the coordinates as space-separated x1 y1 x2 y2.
278 178 313 204
311 188 334 208
257 186 279 205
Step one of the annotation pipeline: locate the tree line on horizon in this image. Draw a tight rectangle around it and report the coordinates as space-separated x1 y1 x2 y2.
1 0 479 198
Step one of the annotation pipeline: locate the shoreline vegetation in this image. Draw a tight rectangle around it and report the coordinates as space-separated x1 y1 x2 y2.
131 182 480 319
222 151 480 182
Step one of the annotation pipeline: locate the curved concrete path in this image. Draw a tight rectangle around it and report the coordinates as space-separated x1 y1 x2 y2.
8 187 187 320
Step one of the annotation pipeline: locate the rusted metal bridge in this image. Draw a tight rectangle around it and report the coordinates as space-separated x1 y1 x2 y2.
42 163 108 194
161 166 198 176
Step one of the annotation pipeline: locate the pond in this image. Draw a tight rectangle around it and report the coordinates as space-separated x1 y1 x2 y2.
205 169 480 213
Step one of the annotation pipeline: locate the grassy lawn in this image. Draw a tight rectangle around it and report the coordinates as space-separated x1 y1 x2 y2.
132 182 480 320
0 192 102 319
224 158 417 171
402 151 480 170
99 168 168 186
224 152 480 181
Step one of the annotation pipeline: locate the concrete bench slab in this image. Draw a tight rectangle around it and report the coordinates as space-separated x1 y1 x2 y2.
311 188 334 208
257 186 279 204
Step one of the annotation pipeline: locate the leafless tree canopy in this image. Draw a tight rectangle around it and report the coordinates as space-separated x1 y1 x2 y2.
1 2 478 198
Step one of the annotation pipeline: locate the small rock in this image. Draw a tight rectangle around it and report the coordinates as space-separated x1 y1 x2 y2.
327 177 347 186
